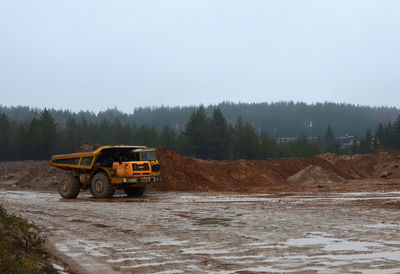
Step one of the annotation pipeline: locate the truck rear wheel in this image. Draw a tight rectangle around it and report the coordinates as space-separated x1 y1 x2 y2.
124 186 146 197
58 176 80 199
90 172 114 198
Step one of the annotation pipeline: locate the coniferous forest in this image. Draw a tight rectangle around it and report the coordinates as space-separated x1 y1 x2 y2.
0 102 400 161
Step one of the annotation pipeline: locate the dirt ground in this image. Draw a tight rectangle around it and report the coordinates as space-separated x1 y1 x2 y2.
1 190 399 273
1 150 400 273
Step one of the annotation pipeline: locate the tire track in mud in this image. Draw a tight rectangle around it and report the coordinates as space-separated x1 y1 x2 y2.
1 191 400 273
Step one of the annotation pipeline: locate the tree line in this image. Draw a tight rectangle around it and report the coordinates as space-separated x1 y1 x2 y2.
1 106 400 162
1 101 399 138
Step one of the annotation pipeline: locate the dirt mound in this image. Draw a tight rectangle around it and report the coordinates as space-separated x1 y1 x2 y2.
373 160 400 179
154 147 400 192
1 147 400 193
155 147 283 192
75 143 101 153
287 165 346 186
0 161 70 191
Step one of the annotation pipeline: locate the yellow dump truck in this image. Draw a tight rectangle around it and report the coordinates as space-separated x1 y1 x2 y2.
49 145 161 199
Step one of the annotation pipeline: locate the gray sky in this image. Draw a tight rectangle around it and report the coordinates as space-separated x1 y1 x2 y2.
1 0 400 113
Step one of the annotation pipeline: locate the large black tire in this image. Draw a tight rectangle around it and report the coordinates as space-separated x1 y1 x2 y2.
124 186 146 197
89 185 115 197
90 172 114 198
58 176 80 199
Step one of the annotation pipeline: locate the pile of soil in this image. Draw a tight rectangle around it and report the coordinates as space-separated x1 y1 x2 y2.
287 165 346 186
0 161 72 191
153 147 400 193
1 147 400 193
74 143 101 153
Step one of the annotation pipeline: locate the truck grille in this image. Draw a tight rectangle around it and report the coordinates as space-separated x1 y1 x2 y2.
133 163 150 171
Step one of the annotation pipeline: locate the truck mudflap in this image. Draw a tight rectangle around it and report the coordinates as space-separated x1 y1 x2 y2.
111 176 161 184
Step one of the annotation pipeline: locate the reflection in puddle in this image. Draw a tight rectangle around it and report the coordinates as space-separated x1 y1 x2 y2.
193 217 232 226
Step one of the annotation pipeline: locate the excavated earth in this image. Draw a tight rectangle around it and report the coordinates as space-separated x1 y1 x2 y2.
1 147 400 193
1 148 400 273
155 147 400 193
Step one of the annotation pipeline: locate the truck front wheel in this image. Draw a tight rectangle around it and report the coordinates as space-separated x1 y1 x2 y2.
124 186 146 197
58 176 80 199
90 172 114 198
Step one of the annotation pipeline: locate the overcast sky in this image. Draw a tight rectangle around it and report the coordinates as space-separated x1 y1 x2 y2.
1 0 400 113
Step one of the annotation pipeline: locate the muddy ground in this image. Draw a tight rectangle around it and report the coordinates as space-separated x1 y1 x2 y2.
1 190 400 273
1 150 400 273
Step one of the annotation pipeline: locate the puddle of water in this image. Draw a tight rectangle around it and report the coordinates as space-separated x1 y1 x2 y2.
120 261 174 269
52 263 67 274
115 247 139 251
60 196 160 203
313 251 400 261
239 266 295 273
365 223 399 229
139 236 188 246
284 236 382 252
117 251 139 255
107 256 152 263
91 223 111 228
356 268 400 274
246 241 271 246
25 209 56 217
118 229 135 234
216 255 265 260
64 239 118 257
324 240 382 252
155 270 184 274
55 243 69 252
70 219 90 223
193 217 232 227
181 247 233 255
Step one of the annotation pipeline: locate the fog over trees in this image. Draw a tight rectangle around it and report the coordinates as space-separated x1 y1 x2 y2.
1 102 399 137
0 102 400 161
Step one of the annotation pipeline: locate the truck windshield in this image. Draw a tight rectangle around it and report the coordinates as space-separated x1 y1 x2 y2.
141 151 156 161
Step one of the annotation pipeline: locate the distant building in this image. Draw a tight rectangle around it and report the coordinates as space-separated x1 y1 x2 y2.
276 136 320 145
337 134 360 149
276 135 354 147
307 136 320 145
276 137 297 145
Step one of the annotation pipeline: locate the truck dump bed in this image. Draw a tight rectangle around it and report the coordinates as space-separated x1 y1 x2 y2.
49 145 147 170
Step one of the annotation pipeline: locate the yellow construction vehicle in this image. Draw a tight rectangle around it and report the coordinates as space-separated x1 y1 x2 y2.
49 145 161 199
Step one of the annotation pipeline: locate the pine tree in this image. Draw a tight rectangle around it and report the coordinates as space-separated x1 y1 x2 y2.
233 117 259 159
209 108 230 160
289 132 321 158
359 129 373 154
323 125 340 154
64 117 80 152
182 106 211 159
38 109 57 159
324 125 335 144
135 125 159 147
12 123 30 160
98 119 111 144
29 118 42 159
159 126 177 150
375 123 385 148
393 114 400 150
110 118 124 144
351 138 359 155
0 113 11 160
259 132 276 159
